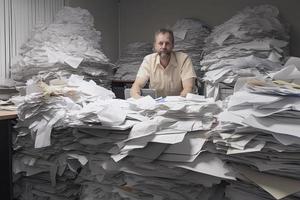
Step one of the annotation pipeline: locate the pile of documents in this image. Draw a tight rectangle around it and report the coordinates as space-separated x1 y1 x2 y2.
12 6 114 89
16 68 300 199
111 95 222 162
77 168 228 199
12 73 134 199
99 95 236 198
70 95 230 199
12 76 234 199
13 127 82 200
172 18 211 76
225 179 300 200
200 5 289 100
12 73 116 148
114 42 153 81
0 78 18 101
209 58 300 199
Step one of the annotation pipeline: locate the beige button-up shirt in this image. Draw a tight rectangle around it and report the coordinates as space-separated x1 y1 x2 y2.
136 52 196 97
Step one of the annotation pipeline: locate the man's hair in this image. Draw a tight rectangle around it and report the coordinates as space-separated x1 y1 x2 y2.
154 28 174 44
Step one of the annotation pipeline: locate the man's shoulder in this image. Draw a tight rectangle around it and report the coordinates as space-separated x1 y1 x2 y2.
173 51 189 59
173 51 191 63
144 52 157 60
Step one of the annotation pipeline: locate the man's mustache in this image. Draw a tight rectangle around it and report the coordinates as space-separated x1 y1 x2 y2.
158 51 171 59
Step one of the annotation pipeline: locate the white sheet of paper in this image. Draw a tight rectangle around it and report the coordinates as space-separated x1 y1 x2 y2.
34 110 65 148
64 55 83 68
173 152 236 180
271 132 300 145
227 140 265 154
238 166 300 199
158 150 204 162
164 131 207 155
132 95 157 110
150 131 187 144
245 115 300 138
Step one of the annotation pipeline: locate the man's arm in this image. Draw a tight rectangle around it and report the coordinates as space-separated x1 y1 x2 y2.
180 54 196 97
131 55 151 99
130 77 148 99
180 77 195 97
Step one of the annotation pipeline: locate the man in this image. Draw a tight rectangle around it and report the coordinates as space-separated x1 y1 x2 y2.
130 28 196 99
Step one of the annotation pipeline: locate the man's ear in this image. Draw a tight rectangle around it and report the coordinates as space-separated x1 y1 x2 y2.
152 42 156 52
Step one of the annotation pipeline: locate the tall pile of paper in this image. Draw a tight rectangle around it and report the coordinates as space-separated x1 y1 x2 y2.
62 95 230 199
172 18 211 76
200 5 289 100
12 6 114 89
12 73 233 199
209 58 300 199
12 72 165 199
12 73 128 199
13 127 82 200
12 73 119 147
11 73 118 197
114 42 153 81
99 95 235 199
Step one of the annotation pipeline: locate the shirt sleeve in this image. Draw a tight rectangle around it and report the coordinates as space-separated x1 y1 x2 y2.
136 56 151 81
180 55 197 81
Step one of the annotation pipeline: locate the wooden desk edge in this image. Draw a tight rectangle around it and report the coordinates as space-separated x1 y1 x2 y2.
0 111 17 120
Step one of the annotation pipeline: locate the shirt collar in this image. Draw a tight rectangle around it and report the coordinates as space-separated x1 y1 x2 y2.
155 52 178 70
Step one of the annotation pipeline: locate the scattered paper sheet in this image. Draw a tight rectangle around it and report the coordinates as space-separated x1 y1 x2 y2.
238 166 300 199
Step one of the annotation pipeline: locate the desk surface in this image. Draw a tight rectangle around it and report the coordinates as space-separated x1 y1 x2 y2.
0 110 17 120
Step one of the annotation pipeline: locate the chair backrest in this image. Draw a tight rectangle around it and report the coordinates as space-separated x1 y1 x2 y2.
124 88 157 99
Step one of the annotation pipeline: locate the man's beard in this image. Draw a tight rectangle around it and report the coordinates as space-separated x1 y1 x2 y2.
158 51 171 59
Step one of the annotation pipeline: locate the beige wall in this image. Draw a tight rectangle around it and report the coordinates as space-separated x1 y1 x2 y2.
120 0 300 57
67 0 119 62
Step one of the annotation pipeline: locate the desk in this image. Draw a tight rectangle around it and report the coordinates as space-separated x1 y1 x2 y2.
0 110 17 120
111 79 150 99
112 79 134 99
0 110 17 200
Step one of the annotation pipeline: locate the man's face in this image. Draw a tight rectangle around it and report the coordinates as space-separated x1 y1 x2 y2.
154 32 173 59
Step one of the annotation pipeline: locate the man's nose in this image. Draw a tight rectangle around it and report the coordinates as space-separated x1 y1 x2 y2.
162 43 167 48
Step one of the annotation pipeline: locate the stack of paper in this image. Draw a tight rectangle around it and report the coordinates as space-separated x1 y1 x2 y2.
0 78 18 100
12 79 233 199
109 95 237 186
114 42 153 81
112 95 221 161
12 6 114 89
12 73 118 148
13 127 227 200
13 127 82 200
226 179 300 200
172 18 211 76
66 124 228 199
72 95 230 199
76 169 228 200
208 60 300 199
12 73 141 199
200 5 289 100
